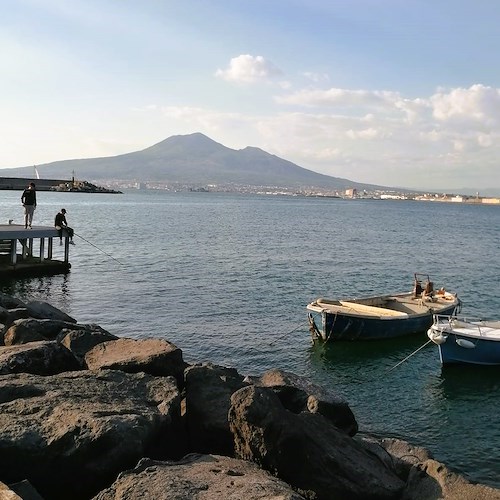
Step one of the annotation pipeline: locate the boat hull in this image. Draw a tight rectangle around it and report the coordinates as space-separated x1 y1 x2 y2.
437 335 500 365
308 301 458 341
428 317 500 365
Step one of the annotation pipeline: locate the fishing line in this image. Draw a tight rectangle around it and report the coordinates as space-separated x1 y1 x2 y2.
74 232 124 266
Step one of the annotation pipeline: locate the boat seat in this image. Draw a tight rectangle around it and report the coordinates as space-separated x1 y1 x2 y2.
339 301 409 317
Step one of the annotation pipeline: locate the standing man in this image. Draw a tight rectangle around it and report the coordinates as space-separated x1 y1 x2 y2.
21 182 36 228
54 208 75 245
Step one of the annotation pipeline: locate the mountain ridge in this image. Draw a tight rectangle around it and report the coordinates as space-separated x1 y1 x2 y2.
0 133 409 192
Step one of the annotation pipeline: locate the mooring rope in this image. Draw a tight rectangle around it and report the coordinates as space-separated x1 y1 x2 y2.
385 339 432 373
268 320 306 345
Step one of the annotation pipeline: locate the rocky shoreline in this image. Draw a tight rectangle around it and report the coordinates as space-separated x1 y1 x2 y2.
1 292 499 500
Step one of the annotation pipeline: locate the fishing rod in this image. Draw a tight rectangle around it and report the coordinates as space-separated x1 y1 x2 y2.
74 232 124 266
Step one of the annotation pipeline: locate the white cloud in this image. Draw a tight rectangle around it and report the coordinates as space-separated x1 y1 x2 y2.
345 128 382 140
275 88 401 110
431 84 500 125
477 133 494 147
301 71 330 84
215 54 283 84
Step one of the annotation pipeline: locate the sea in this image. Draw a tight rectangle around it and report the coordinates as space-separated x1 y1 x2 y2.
1 189 500 488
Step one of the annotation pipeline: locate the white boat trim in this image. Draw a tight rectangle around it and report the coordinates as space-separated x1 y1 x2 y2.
428 316 500 343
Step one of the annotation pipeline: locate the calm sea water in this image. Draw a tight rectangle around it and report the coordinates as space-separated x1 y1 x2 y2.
1 190 500 487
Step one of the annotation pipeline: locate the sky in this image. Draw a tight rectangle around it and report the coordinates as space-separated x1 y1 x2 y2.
2 0 500 193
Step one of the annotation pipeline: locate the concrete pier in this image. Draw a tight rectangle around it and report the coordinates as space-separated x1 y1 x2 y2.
0 224 71 277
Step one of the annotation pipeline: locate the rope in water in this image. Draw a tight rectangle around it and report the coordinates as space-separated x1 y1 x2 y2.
385 339 432 372
268 320 306 345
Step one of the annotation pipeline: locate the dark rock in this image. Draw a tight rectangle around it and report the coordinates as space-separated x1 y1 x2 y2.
0 340 80 375
0 370 182 500
3 318 79 345
7 479 44 500
229 385 405 500
2 308 30 330
184 363 247 456
0 306 7 324
0 293 26 309
25 300 77 323
93 454 306 500
253 368 358 436
84 337 186 386
3 320 46 345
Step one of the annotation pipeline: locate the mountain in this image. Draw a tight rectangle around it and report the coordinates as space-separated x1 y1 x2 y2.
3 133 386 191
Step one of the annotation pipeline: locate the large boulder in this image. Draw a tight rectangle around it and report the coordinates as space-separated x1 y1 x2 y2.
252 368 358 436
59 326 119 365
1 308 31 331
0 370 182 500
93 454 306 500
25 300 76 323
184 363 248 456
3 318 79 345
404 459 500 500
0 341 80 375
84 338 186 386
377 437 433 478
0 479 43 500
0 481 23 500
0 293 26 310
229 385 405 500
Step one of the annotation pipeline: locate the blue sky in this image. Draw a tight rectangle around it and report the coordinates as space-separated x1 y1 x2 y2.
2 0 500 192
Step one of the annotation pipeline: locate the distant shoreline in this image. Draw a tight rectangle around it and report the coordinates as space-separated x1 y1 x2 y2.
0 177 121 194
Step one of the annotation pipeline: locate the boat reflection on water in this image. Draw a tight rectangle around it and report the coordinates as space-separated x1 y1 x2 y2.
438 363 500 399
307 333 432 385
426 364 500 487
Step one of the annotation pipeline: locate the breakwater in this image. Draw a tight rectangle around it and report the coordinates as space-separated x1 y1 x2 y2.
0 177 69 191
0 177 121 193
1 292 499 500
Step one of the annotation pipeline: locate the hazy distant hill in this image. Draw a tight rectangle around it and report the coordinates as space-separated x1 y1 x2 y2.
2 133 387 191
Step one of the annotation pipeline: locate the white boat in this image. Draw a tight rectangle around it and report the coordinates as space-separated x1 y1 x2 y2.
427 315 500 365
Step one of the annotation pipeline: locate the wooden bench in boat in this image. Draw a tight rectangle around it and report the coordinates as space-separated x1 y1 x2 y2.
309 299 409 318
338 301 409 317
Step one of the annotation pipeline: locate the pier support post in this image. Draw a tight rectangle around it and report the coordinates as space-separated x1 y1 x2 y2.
40 238 45 262
64 238 70 263
10 239 17 265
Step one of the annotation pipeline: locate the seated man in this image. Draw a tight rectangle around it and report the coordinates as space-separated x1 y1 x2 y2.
54 208 75 245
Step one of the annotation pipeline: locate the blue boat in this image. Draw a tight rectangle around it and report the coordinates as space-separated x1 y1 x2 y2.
427 315 500 365
307 274 460 341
